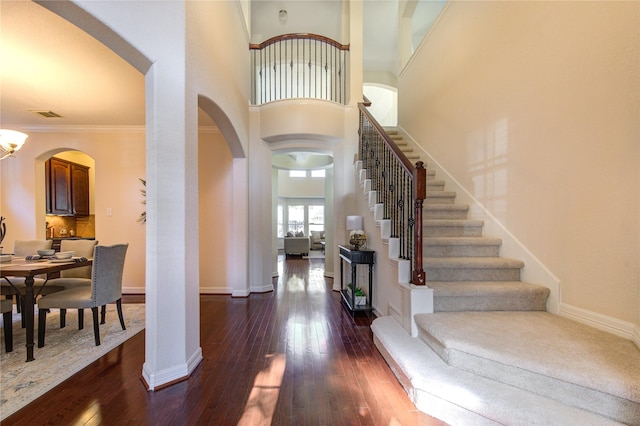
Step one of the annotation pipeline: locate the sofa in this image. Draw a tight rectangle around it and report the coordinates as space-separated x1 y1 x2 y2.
284 235 310 256
310 230 326 250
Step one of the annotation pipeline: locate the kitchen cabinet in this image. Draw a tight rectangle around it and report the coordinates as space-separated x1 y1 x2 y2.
46 158 90 216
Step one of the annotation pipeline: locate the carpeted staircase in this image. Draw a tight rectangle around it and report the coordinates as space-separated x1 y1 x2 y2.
387 129 550 313
370 129 640 425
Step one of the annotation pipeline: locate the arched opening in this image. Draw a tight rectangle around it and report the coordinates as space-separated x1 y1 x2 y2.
41 150 96 241
197 107 235 294
273 150 333 260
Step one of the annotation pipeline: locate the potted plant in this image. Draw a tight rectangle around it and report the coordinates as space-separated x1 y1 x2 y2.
347 283 367 306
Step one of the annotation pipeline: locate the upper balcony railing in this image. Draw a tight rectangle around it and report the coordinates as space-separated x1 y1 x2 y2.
250 34 350 105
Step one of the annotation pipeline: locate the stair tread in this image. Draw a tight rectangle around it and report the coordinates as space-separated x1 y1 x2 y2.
414 311 640 423
425 204 469 211
425 219 484 226
425 257 525 268
424 237 501 245
426 191 457 197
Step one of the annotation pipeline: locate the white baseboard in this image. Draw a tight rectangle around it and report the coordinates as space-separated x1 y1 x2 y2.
560 303 638 342
142 346 202 391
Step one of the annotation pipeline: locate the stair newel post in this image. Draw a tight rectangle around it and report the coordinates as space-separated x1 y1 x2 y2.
412 161 426 285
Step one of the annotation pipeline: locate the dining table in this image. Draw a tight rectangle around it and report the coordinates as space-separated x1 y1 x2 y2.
1 256 93 362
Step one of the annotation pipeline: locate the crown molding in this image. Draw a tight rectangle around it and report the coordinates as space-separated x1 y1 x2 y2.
13 124 220 134
17 125 146 133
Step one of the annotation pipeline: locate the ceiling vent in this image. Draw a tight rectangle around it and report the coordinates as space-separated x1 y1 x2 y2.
29 110 63 118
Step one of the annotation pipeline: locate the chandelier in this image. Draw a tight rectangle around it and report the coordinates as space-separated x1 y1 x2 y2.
0 129 28 160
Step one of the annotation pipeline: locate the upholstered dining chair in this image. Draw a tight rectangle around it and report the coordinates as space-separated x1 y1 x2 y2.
55 239 98 280
37 243 128 347
1 240 54 314
1 298 13 352
44 239 98 327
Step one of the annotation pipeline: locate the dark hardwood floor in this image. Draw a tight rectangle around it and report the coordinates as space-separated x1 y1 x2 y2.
4 255 446 425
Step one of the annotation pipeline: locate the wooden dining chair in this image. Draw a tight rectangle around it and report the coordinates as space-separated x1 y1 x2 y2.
1 298 13 352
37 244 128 347
1 240 55 316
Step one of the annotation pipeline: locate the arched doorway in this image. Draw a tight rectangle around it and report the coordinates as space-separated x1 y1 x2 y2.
42 150 96 241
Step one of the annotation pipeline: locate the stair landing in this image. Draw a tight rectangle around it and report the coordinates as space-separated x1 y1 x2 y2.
415 311 640 425
372 315 637 425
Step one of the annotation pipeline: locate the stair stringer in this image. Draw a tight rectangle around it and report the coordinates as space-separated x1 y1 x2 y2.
397 127 561 314
357 164 435 336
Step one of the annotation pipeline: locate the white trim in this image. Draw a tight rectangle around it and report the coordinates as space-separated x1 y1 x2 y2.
249 283 274 294
633 325 640 349
19 125 146 133
232 289 251 297
142 346 202 391
560 303 638 341
12 124 219 134
388 302 402 325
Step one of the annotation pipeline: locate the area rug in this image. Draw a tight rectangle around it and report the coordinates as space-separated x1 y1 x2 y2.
0 303 145 421
303 250 325 259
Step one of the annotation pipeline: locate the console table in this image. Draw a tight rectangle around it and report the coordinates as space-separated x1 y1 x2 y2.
338 245 375 316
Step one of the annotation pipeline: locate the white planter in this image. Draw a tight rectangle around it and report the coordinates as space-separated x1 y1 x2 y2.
347 287 367 306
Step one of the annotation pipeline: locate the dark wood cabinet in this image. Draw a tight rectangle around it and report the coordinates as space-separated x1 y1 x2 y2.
71 164 90 215
46 158 90 216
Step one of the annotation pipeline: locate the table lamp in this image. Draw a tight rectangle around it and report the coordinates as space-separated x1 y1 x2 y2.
346 215 367 250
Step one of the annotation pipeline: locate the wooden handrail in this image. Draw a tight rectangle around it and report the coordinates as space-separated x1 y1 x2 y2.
357 102 426 285
358 104 414 174
250 33 350 50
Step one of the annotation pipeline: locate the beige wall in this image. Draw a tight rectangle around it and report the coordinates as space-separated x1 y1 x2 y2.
277 169 326 197
0 130 146 291
399 1 639 326
198 129 233 293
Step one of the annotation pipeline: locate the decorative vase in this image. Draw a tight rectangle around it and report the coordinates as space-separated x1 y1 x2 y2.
349 230 367 250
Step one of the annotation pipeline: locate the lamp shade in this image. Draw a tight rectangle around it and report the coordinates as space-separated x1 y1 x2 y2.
346 215 363 231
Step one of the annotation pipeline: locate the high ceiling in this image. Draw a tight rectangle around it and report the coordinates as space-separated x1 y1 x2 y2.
0 1 145 128
0 1 398 129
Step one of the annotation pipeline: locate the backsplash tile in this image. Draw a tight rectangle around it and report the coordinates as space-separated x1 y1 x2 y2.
46 215 95 238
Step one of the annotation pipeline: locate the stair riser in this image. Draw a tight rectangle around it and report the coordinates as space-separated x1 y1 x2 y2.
425 226 483 237
425 245 500 257
434 297 548 312
427 268 521 281
425 211 469 220
425 197 456 205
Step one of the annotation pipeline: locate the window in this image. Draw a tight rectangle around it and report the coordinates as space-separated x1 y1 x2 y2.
287 205 305 234
279 201 325 237
289 170 306 178
308 205 324 233
311 169 325 178
277 205 284 238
